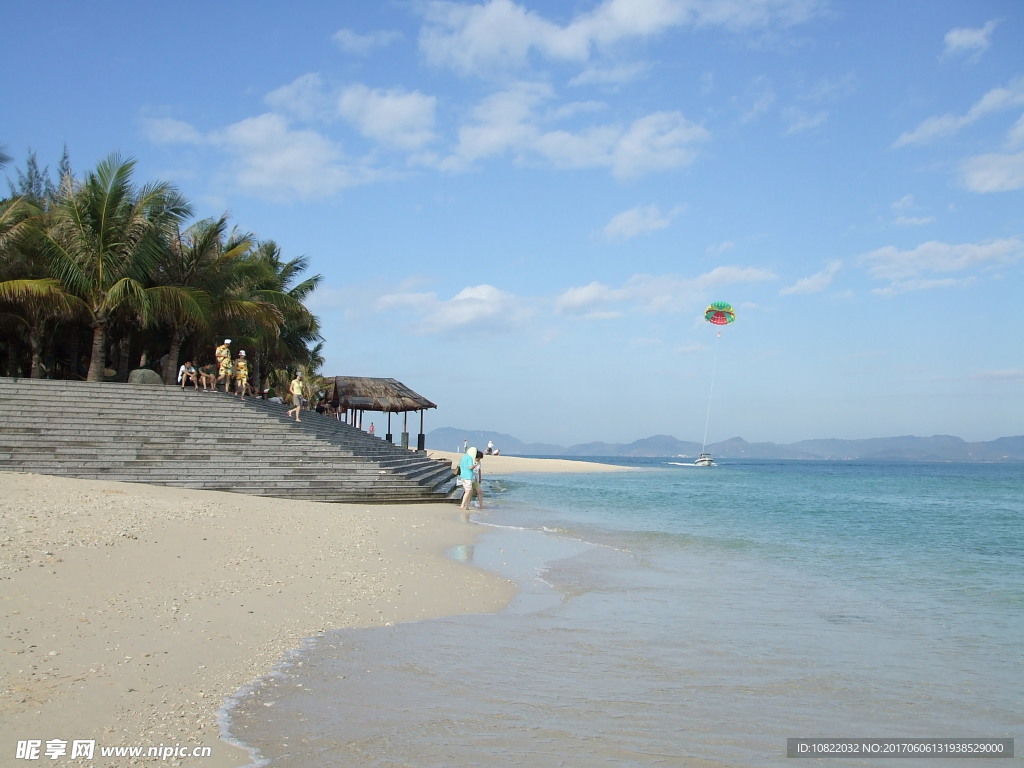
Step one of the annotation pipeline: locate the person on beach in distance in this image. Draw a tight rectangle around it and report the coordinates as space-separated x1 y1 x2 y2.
472 449 485 509
214 339 232 392
459 446 479 511
234 350 249 399
287 372 304 423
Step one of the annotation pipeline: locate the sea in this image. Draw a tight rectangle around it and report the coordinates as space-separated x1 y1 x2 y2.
224 459 1023 767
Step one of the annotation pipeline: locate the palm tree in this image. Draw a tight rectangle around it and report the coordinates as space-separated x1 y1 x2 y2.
153 215 254 383
0 195 88 377
41 154 194 380
244 241 323 382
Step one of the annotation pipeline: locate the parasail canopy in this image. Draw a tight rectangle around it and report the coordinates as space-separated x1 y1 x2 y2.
704 301 736 326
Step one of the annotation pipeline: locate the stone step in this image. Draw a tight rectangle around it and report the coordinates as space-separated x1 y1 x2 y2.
0 377 457 504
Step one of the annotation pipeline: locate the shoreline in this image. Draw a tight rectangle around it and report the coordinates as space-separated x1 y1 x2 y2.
0 472 516 767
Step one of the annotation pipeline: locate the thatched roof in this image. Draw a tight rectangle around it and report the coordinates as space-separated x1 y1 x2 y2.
327 376 437 413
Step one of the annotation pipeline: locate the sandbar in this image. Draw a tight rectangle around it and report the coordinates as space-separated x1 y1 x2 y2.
427 450 631 474
0 471 515 766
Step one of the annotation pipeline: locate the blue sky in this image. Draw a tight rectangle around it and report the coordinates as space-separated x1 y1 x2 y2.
3 0 1022 445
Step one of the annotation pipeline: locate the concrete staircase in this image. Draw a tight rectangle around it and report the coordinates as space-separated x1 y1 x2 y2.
0 377 459 504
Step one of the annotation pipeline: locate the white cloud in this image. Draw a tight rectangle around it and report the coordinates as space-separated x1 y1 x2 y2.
333 28 402 55
783 108 828 135
556 265 775 316
961 150 1024 192
893 215 936 227
894 76 1024 147
889 194 934 226
141 117 204 144
706 240 736 257
212 113 357 199
442 83 708 177
265 73 335 123
569 62 649 87
891 194 915 211
859 237 1024 294
419 0 823 76
969 368 1024 383
942 20 999 59
779 260 842 295
338 85 438 150
601 204 684 241
419 0 575 75
739 75 776 123
377 284 530 334
555 281 623 315
611 111 710 178
1008 114 1024 148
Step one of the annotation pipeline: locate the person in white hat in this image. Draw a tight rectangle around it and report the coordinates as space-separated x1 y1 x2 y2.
234 349 249 399
214 338 232 393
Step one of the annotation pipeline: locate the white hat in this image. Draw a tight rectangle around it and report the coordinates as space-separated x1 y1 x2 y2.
224 338 231 344
239 350 246 356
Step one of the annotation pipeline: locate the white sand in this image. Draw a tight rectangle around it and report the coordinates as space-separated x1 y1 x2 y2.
0 472 515 766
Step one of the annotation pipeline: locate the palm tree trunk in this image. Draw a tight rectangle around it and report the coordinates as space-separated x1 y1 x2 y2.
29 325 44 379
164 327 186 385
87 323 107 382
116 334 132 382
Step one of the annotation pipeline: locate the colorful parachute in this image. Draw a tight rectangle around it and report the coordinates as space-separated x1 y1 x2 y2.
704 301 736 326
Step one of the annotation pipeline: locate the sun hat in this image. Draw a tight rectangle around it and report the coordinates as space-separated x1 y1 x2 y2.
224 338 231 344
239 350 246 356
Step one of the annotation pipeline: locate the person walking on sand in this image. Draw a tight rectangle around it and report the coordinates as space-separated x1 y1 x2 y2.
214 339 232 392
234 350 249 399
287 372 304 422
458 446 479 511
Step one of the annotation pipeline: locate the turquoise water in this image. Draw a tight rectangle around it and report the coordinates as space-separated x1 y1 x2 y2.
226 460 1023 767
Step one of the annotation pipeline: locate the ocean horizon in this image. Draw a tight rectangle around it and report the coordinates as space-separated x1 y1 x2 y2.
225 458 1022 767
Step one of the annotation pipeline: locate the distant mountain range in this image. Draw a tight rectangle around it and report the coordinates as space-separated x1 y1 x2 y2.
428 428 1024 462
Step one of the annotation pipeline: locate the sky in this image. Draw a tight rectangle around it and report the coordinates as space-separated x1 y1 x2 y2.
2 0 1022 446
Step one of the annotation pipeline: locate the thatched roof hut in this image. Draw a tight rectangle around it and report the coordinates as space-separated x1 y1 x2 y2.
327 376 436 413
326 376 436 450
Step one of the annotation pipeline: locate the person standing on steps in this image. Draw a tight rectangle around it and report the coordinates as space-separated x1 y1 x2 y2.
234 350 249 399
214 339 232 393
287 372 304 423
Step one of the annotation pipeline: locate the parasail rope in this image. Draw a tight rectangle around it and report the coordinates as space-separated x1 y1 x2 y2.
701 330 721 455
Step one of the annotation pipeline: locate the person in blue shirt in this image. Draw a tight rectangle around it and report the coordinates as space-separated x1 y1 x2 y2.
458 446 478 511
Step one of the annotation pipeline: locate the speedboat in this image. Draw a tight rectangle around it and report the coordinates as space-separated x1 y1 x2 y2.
695 453 715 467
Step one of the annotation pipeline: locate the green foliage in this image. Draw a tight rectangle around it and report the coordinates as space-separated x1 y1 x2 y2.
0 148 326 382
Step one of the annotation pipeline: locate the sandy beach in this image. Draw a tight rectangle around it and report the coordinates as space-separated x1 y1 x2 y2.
0 472 515 766
0 454 625 766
